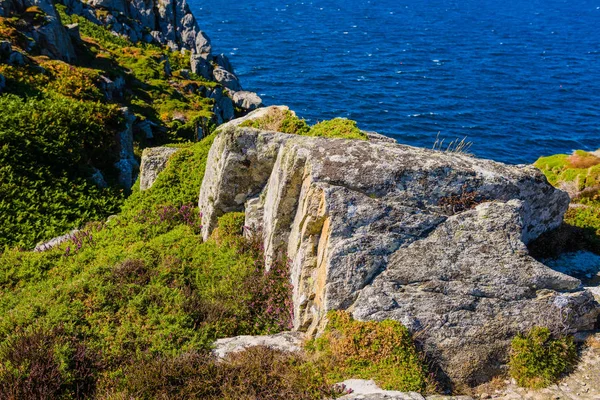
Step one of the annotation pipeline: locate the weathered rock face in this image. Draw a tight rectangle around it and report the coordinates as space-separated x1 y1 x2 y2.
0 0 76 61
139 146 179 191
198 107 599 385
58 0 208 54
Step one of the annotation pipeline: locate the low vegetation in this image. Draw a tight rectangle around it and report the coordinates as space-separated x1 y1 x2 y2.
240 108 368 140
0 136 296 398
0 94 124 249
509 327 577 389
534 149 600 255
307 311 435 393
0 4 224 248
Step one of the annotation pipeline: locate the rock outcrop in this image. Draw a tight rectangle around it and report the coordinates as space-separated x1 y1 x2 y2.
58 0 207 53
197 107 599 385
0 0 76 61
139 146 179 190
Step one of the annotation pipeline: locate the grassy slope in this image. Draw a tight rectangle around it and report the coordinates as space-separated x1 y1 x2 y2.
0 7 220 249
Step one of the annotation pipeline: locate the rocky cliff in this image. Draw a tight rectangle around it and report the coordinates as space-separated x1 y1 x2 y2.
196 107 599 385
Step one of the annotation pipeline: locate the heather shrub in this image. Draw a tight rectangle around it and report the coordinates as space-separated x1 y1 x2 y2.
509 327 577 389
308 311 433 393
103 347 345 400
0 328 101 400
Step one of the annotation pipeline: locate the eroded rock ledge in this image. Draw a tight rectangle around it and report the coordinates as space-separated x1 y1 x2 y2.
197 107 599 385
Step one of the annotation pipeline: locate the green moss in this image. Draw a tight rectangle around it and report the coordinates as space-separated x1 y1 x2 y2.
307 311 433 393
509 327 577 389
307 118 368 140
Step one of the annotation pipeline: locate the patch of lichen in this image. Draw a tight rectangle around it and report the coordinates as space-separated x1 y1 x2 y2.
306 311 435 393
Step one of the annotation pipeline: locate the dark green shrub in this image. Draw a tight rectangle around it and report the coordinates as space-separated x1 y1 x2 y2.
308 311 433 393
509 327 577 389
0 94 124 248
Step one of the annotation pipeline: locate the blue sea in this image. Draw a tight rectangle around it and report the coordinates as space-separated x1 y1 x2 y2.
190 0 600 164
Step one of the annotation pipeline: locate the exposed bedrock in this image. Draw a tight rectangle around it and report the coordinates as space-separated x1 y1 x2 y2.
197 106 598 385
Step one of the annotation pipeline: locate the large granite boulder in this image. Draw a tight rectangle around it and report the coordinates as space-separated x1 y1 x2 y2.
197 107 599 385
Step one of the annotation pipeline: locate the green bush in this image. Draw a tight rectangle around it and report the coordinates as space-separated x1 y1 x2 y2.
308 118 368 140
509 327 577 389
0 94 124 249
307 311 433 393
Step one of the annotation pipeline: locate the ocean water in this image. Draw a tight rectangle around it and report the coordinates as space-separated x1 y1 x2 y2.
190 0 600 164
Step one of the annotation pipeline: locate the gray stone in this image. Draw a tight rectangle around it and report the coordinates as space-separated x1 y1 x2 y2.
90 168 107 188
139 146 179 190
57 0 209 54
216 95 235 123
34 229 79 252
8 51 25 66
232 90 263 111
214 53 233 73
65 23 80 40
135 119 155 139
212 331 304 359
338 380 427 399
213 67 241 91
363 130 397 144
179 68 191 79
1 0 76 61
190 54 213 80
0 73 5 93
195 29 211 55
114 108 139 189
197 106 598 385
0 40 12 59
